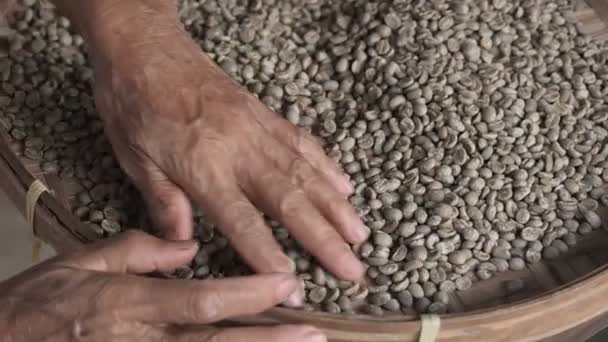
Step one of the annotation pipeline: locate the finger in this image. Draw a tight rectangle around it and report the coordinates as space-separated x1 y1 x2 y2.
57 230 198 274
261 142 369 244
245 166 365 281
303 177 370 244
195 181 304 307
126 273 301 324
268 118 353 196
185 173 294 274
102 125 195 241
172 325 326 342
136 163 194 240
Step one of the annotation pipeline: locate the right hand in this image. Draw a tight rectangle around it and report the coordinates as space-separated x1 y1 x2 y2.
0 231 326 342
81 1 368 283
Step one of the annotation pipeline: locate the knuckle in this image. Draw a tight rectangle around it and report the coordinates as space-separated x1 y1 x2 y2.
278 189 307 217
221 202 263 239
297 128 325 155
299 173 326 193
291 127 311 151
309 221 344 248
326 197 347 216
187 287 224 323
331 242 355 262
288 157 315 184
316 227 341 246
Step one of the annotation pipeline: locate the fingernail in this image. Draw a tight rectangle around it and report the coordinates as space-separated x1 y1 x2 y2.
353 224 370 242
337 246 366 281
340 175 354 194
295 328 327 342
347 260 366 281
269 252 296 273
285 256 297 273
283 279 305 307
176 240 199 251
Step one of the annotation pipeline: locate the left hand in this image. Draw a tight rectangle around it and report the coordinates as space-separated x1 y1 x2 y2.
0 231 325 342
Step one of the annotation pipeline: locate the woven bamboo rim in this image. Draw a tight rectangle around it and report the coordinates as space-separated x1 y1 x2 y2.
2 1 608 341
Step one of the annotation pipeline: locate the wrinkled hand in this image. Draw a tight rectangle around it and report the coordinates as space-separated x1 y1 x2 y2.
87 9 368 282
0 231 326 342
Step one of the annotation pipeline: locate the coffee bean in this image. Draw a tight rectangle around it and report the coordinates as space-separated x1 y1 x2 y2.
408 283 424 299
99 219 120 234
439 280 457 293
325 288 341 303
308 287 328 304
363 304 384 316
373 231 393 247
415 297 431 312
325 302 341 314
428 302 447 314
397 290 414 307
390 278 410 292
448 250 472 265
422 281 437 297
403 260 424 273
337 296 352 311
369 292 392 306
398 221 417 237
552 239 569 253
525 249 542 264
521 227 542 241
542 246 560 259
383 298 400 312
433 291 450 305
455 276 473 291
391 245 408 262
582 210 602 229
312 266 326 286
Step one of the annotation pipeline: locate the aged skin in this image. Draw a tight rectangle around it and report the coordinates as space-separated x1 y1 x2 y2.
0 231 326 342
51 0 368 281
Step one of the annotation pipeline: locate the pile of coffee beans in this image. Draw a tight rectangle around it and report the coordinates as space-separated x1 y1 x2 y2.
2 0 608 315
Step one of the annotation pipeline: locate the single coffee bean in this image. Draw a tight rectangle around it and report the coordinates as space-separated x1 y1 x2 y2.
408 283 424 299
308 287 328 304
397 290 414 307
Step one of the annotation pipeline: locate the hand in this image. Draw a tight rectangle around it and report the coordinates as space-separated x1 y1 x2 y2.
0 231 326 342
77 2 368 282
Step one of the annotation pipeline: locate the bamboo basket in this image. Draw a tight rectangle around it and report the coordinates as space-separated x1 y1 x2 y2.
2 1 608 341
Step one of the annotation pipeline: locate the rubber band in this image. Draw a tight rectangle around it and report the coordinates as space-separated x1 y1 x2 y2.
419 314 440 342
25 179 49 263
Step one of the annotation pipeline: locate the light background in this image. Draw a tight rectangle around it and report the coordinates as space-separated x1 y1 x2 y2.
0 188 54 281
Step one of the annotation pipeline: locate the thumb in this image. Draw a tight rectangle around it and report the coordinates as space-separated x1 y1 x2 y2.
130 159 194 241
144 175 194 241
58 231 198 274
104 128 194 241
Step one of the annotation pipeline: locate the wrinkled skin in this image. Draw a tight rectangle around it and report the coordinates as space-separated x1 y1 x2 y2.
0 231 326 342
2 0 367 340
70 1 369 281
